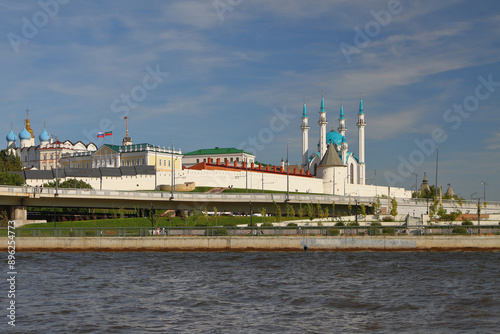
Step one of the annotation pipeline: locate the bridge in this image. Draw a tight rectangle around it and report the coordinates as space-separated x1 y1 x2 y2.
1 186 498 226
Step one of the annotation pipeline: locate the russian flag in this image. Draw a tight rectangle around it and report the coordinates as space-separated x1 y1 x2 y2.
97 132 104 138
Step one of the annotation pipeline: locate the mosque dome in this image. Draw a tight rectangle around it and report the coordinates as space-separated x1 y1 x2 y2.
326 130 344 146
39 129 50 142
6 130 17 142
19 127 31 140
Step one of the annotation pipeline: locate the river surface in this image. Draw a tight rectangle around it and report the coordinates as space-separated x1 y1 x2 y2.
3 251 499 333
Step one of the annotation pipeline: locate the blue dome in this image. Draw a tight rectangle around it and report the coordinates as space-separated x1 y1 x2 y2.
19 127 31 140
6 130 17 142
326 130 344 146
39 129 50 142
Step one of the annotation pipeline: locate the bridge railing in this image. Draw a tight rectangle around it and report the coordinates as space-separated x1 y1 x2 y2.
2 225 499 238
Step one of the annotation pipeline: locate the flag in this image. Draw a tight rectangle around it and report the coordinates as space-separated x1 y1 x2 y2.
97 132 104 138
104 131 112 136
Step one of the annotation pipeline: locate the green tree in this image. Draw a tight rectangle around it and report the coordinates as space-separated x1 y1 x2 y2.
0 171 24 186
390 197 398 217
260 207 267 224
436 205 447 223
297 203 304 219
273 201 281 222
359 204 366 217
372 196 381 218
43 179 92 189
213 206 218 226
331 201 336 218
0 150 23 172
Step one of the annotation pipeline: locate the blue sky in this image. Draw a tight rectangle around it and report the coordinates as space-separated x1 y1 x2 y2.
1 0 499 200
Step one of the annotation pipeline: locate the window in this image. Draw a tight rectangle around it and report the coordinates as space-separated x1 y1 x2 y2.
132 159 135 166
196 159 199 163
203 158 206 162
230 158 233 162
77 163 80 168
168 160 171 167
127 159 130 166
43 154 46 160
137 158 140 165
50 154 53 160
121 160 124 166
142 158 145 165
86 163 89 168
350 164 354 184
236 158 239 162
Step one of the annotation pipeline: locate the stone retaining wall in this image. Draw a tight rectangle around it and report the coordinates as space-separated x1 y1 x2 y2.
3 236 500 252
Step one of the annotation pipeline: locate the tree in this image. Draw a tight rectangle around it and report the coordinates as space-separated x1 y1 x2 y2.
436 205 447 223
316 203 323 219
359 204 366 217
43 179 92 189
0 150 23 172
297 203 304 219
390 197 398 217
259 207 266 224
372 196 381 218
0 171 24 186
331 201 336 219
213 206 218 226
273 201 281 222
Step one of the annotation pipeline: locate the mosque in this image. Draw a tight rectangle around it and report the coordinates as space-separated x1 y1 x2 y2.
5 102 411 199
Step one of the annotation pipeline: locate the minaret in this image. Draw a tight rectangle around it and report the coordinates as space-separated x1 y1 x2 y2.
318 92 328 159
340 136 348 165
357 94 366 185
300 98 309 171
338 99 346 138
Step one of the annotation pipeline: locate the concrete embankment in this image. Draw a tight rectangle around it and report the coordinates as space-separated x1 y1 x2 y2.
4 236 500 251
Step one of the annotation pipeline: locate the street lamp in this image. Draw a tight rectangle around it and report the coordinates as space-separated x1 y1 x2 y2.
435 146 439 200
478 180 487 203
286 142 290 202
170 141 174 200
411 171 418 198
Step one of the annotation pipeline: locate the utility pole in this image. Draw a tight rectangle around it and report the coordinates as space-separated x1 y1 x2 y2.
478 180 487 203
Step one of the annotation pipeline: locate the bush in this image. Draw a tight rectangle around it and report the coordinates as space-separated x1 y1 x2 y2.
328 228 340 236
287 222 297 227
347 222 359 226
461 220 473 226
204 228 229 236
262 222 273 227
370 222 382 226
334 222 345 226
382 227 395 235
84 230 96 236
382 216 395 222
452 227 467 235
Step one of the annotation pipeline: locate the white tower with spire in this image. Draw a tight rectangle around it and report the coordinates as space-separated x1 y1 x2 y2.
338 100 346 138
300 99 309 171
318 94 328 159
357 95 366 185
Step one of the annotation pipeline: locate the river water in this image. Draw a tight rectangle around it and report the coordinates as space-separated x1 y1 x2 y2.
4 251 499 333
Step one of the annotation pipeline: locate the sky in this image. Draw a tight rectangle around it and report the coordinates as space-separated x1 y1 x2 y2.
1 0 499 200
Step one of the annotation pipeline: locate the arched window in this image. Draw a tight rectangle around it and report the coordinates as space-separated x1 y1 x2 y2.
350 164 354 184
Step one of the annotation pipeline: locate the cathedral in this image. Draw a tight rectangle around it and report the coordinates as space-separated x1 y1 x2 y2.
5 110 97 170
302 95 366 193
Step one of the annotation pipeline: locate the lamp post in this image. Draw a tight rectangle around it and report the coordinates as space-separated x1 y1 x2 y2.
411 172 418 198
170 141 174 200
245 158 248 194
286 142 290 202
435 146 439 200
478 180 487 203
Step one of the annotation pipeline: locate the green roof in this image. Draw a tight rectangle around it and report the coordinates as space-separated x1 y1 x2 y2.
104 143 177 153
184 147 254 156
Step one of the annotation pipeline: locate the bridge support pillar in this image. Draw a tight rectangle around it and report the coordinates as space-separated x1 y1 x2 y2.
8 206 27 226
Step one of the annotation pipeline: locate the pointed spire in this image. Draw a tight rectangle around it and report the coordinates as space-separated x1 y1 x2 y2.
320 93 325 112
359 92 364 114
302 97 307 118
339 99 345 120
